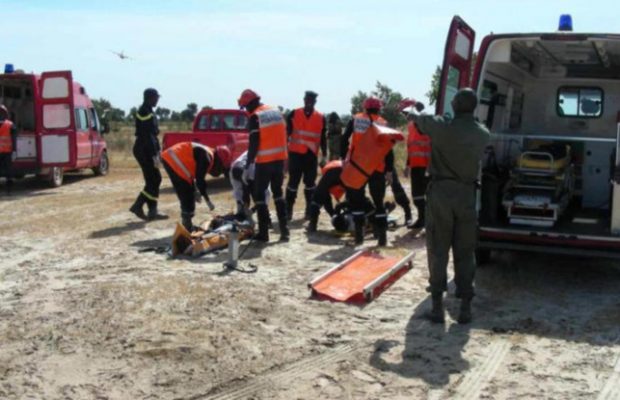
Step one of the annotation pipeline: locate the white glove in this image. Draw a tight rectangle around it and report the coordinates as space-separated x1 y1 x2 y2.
11 152 17 161
194 188 202 203
241 168 250 185
152 155 161 168
206 199 215 211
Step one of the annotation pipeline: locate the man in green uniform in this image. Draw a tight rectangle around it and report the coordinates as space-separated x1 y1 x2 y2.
409 88 490 324
326 112 343 161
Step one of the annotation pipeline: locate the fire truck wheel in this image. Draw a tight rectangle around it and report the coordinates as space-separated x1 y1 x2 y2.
47 167 64 188
476 248 491 266
93 151 109 176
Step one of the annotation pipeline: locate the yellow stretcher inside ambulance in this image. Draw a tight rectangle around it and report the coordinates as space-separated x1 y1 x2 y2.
436 15 620 260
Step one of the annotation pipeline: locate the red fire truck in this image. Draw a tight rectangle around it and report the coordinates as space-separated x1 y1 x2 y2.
0 68 108 187
436 15 620 259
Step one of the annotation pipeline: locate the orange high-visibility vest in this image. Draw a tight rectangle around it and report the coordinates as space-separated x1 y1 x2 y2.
0 120 13 153
407 122 431 168
289 108 324 155
341 124 404 190
321 159 345 201
253 105 287 164
348 113 388 172
161 142 214 184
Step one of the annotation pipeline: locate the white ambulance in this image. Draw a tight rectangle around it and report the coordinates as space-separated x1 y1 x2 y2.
436 15 620 260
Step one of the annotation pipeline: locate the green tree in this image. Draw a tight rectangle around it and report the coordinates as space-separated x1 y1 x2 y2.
126 106 138 122
155 107 171 121
350 82 406 127
92 98 125 121
180 103 198 122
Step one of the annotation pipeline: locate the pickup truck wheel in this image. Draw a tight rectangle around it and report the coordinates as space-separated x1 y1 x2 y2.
93 151 109 176
47 167 64 188
476 248 492 266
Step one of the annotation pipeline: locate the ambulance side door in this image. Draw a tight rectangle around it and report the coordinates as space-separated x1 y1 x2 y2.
436 16 476 117
37 71 77 168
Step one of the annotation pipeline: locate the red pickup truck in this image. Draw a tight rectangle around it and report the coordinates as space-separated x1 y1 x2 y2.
161 108 249 169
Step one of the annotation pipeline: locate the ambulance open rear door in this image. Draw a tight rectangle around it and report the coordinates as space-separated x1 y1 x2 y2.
37 71 77 168
436 16 476 117
611 112 620 234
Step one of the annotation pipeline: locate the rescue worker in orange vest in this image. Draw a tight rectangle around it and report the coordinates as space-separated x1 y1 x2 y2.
341 97 399 246
307 159 346 232
285 91 327 221
161 142 231 231
129 88 168 221
403 100 430 229
341 98 413 229
0 105 17 194
238 89 289 242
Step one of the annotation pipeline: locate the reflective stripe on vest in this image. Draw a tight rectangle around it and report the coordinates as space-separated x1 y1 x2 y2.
407 122 430 168
168 150 193 182
289 108 323 155
0 120 13 153
253 105 287 164
135 113 153 121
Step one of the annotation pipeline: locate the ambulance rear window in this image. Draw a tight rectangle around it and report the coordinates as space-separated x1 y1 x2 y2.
557 87 603 118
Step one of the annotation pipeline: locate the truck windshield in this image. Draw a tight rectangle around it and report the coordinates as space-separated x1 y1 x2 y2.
197 114 248 131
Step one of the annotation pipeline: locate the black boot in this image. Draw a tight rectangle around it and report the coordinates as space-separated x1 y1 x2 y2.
412 199 426 229
181 212 194 231
254 204 270 242
129 193 148 220
147 201 169 221
458 298 472 324
275 198 289 242
303 187 315 220
285 188 296 221
307 203 320 233
425 293 445 323
353 213 365 245
394 191 413 228
375 214 388 247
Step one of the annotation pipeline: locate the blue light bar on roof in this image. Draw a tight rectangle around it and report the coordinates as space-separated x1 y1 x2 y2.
559 14 573 32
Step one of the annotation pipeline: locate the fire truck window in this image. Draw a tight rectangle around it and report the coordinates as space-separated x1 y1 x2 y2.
42 77 69 99
74 108 89 131
89 108 99 131
235 114 248 130
222 115 236 130
209 115 222 130
557 87 603 118
43 104 71 129
197 115 209 130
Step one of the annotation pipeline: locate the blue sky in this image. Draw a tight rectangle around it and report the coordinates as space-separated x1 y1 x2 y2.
2 0 617 114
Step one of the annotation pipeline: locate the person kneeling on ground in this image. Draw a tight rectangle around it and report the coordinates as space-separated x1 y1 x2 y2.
229 150 271 222
161 142 231 231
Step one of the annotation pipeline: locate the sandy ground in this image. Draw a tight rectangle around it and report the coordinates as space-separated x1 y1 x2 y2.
1 167 619 400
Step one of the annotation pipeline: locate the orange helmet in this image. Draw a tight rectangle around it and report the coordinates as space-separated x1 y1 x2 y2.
215 145 232 167
238 89 260 108
363 97 383 111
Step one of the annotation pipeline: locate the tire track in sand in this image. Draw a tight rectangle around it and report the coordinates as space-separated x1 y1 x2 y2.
447 339 510 400
197 344 357 400
597 351 620 400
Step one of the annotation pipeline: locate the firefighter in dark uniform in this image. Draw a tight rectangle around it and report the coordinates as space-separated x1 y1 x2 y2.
129 88 167 221
409 88 490 324
285 91 327 221
161 142 231 230
0 105 17 194
341 97 413 238
238 89 289 242
307 159 345 232
341 97 394 246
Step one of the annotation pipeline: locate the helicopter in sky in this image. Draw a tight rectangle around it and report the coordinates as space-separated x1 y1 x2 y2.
109 50 132 60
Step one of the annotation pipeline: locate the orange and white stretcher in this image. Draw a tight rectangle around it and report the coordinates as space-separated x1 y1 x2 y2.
308 250 414 303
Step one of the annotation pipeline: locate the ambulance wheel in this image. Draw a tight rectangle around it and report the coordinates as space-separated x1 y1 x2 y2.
47 167 64 187
476 248 491 266
93 151 109 176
